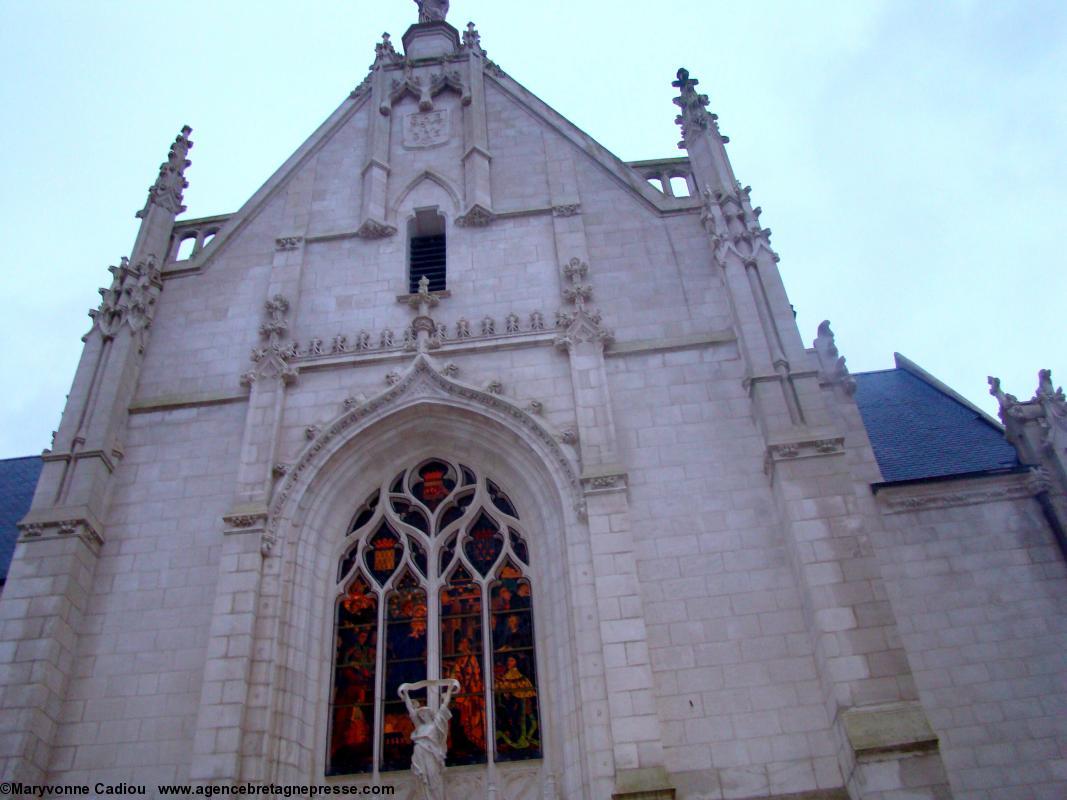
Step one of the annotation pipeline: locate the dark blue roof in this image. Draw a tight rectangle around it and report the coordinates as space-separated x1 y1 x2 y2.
854 360 1020 484
0 456 42 583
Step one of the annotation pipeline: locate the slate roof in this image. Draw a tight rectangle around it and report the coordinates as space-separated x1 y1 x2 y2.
0 456 42 584
854 355 1021 484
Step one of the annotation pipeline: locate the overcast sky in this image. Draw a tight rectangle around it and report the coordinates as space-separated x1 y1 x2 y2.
0 0 1062 459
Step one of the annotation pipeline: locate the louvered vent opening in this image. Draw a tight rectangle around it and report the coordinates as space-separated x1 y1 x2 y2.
409 234 446 293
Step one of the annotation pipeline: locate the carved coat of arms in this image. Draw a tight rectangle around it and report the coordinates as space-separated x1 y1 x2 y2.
404 110 450 148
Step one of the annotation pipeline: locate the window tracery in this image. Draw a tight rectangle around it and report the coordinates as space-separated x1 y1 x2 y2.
328 458 541 776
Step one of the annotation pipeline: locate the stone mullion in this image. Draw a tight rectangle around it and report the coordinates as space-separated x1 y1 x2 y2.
0 534 99 784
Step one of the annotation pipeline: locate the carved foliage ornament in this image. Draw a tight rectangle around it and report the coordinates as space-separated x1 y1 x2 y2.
137 126 193 218
554 258 613 351
242 294 298 386
89 255 163 349
701 184 778 265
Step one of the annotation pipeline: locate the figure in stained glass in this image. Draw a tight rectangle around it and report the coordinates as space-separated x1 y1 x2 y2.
382 573 428 770
440 567 487 764
329 576 377 775
329 459 542 776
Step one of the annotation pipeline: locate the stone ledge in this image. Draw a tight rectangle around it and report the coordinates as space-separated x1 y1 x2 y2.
605 329 735 357
842 701 939 758
613 766 675 800
129 390 248 414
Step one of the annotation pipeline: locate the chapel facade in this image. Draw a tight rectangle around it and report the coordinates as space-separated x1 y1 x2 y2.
2 8 1066 800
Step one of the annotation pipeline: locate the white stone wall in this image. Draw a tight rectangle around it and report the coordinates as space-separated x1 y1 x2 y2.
875 494 1067 799
46 403 244 785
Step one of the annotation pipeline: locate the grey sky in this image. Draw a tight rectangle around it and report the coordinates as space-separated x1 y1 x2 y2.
0 0 1062 458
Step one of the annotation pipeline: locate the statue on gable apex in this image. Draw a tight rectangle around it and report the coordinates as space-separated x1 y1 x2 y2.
415 0 449 23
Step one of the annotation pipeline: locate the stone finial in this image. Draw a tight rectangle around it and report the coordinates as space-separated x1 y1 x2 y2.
671 68 727 150
414 0 449 23
462 22 485 54
242 294 297 386
137 125 193 218
375 32 400 65
812 320 856 396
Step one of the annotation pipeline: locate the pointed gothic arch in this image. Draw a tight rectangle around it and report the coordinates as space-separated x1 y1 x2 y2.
390 170 462 221
245 357 591 793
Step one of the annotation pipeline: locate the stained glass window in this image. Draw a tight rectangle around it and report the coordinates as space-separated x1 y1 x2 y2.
327 458 542 777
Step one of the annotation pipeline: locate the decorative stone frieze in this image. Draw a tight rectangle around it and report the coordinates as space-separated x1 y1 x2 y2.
355 218 397 239
763 436 845 475
241 295 298 387
331 334 348 353
456 205 495 227
88 254 163 349
877 468 1051 513
274 236 303 251
17 516 104 550
137 125 193 218
481 316 495 336
551 204 581 217
580 466 628 495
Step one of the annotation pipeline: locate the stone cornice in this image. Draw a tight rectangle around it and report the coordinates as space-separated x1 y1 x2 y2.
763 434 846 477
874 470 1044 514
17 506 106 552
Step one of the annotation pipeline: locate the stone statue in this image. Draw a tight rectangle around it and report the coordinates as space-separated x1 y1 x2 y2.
414 0 449 23
399 678 461 799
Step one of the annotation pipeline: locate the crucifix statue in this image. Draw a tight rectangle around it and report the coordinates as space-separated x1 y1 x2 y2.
414 0 450 23
406 275 441 352
399 678 461 800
